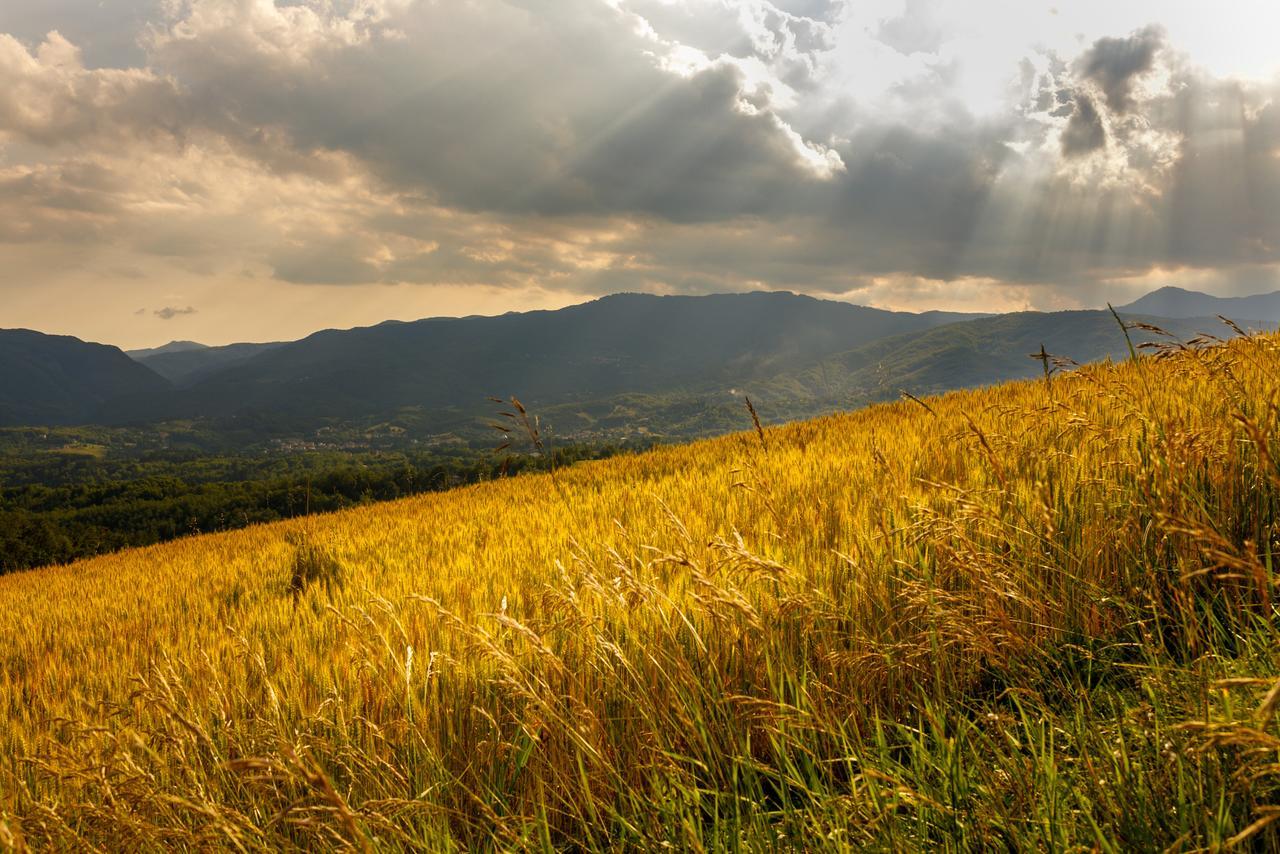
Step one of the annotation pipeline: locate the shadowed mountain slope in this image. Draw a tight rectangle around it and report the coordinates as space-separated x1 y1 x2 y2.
0 330 170 426
128 341 285 386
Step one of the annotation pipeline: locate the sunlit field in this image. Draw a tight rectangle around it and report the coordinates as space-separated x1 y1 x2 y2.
2 330 1279 850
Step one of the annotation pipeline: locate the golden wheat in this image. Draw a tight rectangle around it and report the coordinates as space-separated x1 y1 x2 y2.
0 333 1278 850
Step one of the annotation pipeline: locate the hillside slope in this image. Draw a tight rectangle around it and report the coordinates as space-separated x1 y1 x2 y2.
0 329 170 426
537 310 1243 440
2 332 1278 849
757 309 1239 401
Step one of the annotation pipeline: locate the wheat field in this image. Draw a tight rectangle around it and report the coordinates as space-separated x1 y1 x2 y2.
2 330 1279 851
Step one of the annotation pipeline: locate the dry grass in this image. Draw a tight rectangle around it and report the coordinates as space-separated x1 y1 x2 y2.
0 332 1278 850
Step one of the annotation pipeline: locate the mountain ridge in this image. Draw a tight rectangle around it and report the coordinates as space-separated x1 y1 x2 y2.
2 287 1266 437
129 340 286 386
102 291 983 431
126 340 210 360
1118 285 1280 324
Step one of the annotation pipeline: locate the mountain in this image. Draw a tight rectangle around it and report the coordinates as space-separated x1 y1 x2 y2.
126 340 210 360
5 292 1251 440
105 292 979 431
129 341 285 386
0 329 170 426
1119 286 1280 325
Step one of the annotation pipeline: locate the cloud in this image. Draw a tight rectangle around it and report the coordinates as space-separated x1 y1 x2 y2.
1060 93 1106 157
167 0 843 214
0 31 184 148
1 1 1280 345
876 0 945 56
154 305 197 319
1078 25 1162 113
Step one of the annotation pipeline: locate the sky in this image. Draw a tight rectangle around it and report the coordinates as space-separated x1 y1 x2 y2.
1 1 1279 348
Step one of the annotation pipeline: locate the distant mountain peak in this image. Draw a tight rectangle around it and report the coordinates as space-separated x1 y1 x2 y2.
1119 286 1280 325
127 340 285 386
126 340 210 359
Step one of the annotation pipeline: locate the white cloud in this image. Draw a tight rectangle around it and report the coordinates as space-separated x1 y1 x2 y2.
149 0 414 70
0 31 183 147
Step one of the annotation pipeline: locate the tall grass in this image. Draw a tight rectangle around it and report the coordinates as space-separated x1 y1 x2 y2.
0 332 1277 850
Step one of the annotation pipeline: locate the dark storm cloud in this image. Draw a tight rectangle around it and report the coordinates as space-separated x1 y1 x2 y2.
139 0 842 223
1078 25 1162 113
1059 93 1105 157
